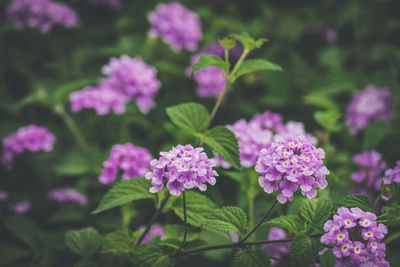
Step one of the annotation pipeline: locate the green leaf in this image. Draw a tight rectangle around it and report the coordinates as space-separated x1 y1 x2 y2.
160 238 205 250
219 38 237 50
166 102 210 132
92 178 154 214
363 121 391 150
230 32 268 51
132 245 171 267
235 59 282 78
196 126 241 170
191 55 230 76
204 206 248 237
65 227 102 257
171 191 217 227
314 110 342 132
233 249 271 267
0 244 30 266
319 248 336 267
163 224 199 241
299 198 332 232
289 234 321 267
334 194 372 212
5 216 41 251
380 206 400 226
263 215 301 234
303 94 339 111
101 230 135 254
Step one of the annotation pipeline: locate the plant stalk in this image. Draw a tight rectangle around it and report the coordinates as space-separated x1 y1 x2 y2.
175 191 188 254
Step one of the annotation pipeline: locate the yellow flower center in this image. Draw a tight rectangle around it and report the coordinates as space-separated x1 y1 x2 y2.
342 245 348 251
337 234 344 240
355 246 361 253
366 232 373 237
345 220 351 225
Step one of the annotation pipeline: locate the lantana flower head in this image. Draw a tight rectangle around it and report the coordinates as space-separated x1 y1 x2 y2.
351 151 386 192
148 2 202 51
384 160 400 185
48 188 87 205
99 143 152 184
145 144 218 196
346 86 393 134
137 223 166 243
7 0 78 33
250 110 286 134
256 136 329 204
10 201 31 214
321 207 389 267
2 124 55 167
262 227 290 265
101 55 161 113
70 85 128 115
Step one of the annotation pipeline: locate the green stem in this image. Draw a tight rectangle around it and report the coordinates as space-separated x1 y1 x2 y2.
230 48 249 82
203 83 231 132
372 191 383 211
175 191 188 254
241 199 278 243
384 231 400 244
55 105 90 151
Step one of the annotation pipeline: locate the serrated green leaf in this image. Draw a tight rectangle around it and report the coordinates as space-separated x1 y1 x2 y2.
92 178 154 214
363 121 391 150
314 110 342 132
172 191 217 227
380 206 400 226
334 194 372 211
132 245 171 267
300 198 332 232
196 126 241 170
5 216 42 251
166 102 210 132
263 215 301 234
204 206 248 237
235 59 282 78
191 55 230 76
233 249 271 267
163 224 199 241
159 238 205 250
65 227 102 257
0 244 30 266
230 32 268 51
101 230 135 254
290 234 321 267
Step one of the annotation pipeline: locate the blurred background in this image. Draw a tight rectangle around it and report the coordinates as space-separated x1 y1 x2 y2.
1 0 400 266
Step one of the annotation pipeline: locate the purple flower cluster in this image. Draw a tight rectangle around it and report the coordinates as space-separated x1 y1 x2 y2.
351 151 386 192
70 55 161 115
227 119 273 167
145 144 218 196
99 143 152 184
0 191 8 201
256 137 329 204
281 121 318 145
138 223 166 243
384 161 400 185
148 2 202 51
2 124 55 167
70 86 128 115
321 207 389 267
346 86 393 134
250 110 286 134
10 201 31 214
7 0 78 33
48 188 87 205
262 227 290 265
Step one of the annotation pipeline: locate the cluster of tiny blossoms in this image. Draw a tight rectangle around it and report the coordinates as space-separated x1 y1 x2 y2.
148 2 202 51
256 137 329 204
262 227 290 266
384 161 400 185
70 55 161 115
351 151 387 192
48 188 87 206
321 207 389 267
346 86 393 134
99 143 152 184
145 145 218 196
7 0 78 33
10 201 31 215
2 125 55 167
137 223 166 243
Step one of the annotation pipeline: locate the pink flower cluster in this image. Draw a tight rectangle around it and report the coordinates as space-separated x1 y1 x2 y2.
256 137 329 204
48 188 87 205
351 151 387 192
10 201 31 214
321 207 389 267
148 2 202 51
70 86 128 115
346 86 393 134
70 55 161 115
262 227 290 265
7 0 78 33
99 143 152 184
2 124 55 167
384 161 400 185
145 144 218 196
138 223 166 243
